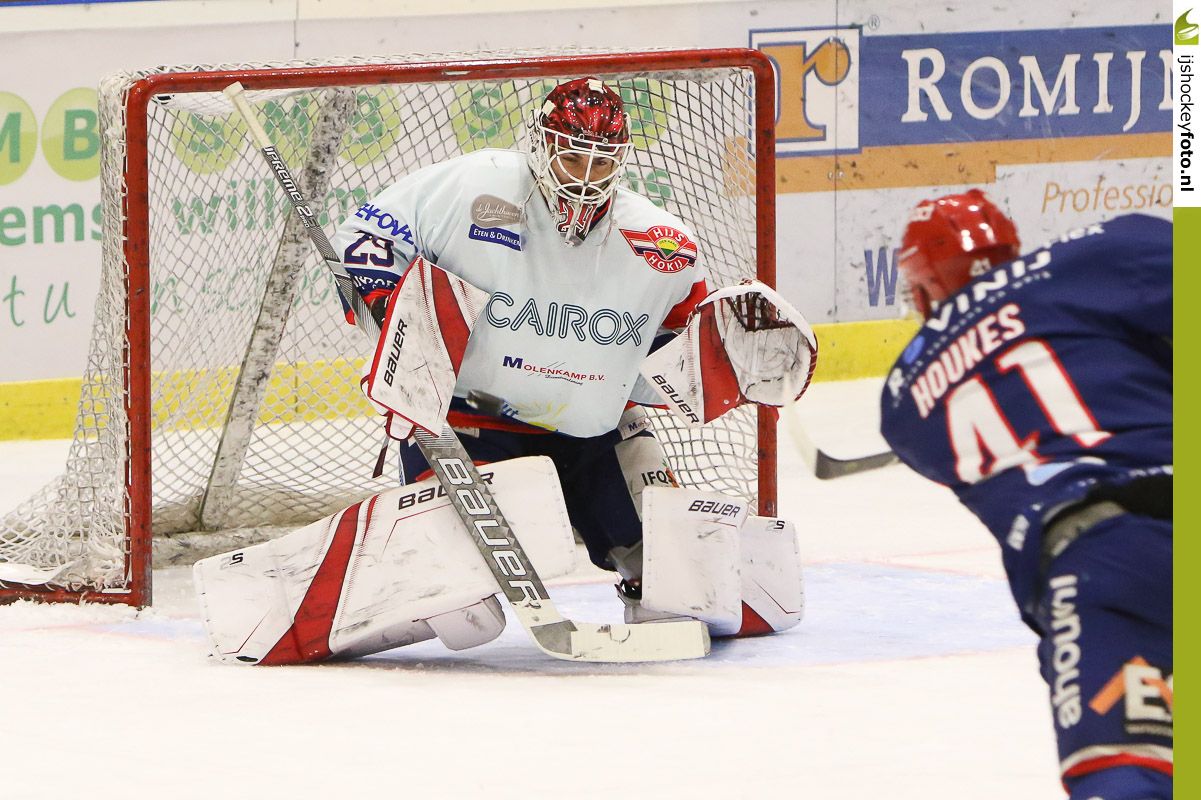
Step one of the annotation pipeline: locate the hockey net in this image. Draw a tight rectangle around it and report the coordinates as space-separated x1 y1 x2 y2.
0 49 777 606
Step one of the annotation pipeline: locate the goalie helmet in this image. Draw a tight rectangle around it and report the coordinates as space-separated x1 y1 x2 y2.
898 189 1020 318
527 77 633 245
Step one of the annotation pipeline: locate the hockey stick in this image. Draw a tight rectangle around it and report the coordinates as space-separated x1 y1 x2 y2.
224 82 709 662
782 401 898 479
469 389 897 479
793 427 898 479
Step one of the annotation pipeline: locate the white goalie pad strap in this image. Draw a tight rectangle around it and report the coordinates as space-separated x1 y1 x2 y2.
335 596 508 659
365 255 488 434
193 456 575 665
385 412 416 442
640 487 749 637
737 516 804 636
639 280 818 427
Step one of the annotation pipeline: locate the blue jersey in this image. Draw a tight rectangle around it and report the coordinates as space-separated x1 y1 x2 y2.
880 214 1172 619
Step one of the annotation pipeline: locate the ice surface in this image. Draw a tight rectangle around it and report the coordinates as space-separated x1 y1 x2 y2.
0 381 1062 799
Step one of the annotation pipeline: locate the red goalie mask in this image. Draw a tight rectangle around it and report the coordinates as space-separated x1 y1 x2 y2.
541 77 629 145
528 77 633 244
898 189 1021 318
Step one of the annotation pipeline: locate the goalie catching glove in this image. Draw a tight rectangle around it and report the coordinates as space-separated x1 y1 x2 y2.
639 280 817 427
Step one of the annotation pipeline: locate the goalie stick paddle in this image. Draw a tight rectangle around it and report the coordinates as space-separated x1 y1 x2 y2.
224 82 709 663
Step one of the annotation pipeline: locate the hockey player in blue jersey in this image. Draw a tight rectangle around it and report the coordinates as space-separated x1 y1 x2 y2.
880 190 1171 799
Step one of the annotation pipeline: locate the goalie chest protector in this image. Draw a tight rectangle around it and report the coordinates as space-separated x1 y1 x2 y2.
333 149 708 437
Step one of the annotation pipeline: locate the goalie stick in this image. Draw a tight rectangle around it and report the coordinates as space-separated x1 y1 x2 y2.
224 82 709 663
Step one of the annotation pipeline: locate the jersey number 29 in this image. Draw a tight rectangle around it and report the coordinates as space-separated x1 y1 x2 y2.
343 232 395 267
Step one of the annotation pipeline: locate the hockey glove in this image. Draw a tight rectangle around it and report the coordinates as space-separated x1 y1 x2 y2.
638 281 817 426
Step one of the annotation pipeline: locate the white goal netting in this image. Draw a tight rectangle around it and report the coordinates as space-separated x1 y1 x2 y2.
0 49 769 600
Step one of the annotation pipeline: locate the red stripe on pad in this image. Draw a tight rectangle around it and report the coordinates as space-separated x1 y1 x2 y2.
735 602 776 637
259 500 367 665
430 268 471 375
697 304 744 422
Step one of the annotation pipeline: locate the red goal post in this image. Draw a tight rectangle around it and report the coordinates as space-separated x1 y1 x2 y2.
0 48 777 607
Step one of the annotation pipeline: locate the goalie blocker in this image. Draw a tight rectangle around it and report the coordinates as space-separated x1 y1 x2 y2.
362 254 489 443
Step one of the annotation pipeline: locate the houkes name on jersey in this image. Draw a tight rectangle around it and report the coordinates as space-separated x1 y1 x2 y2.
886 223 1107 418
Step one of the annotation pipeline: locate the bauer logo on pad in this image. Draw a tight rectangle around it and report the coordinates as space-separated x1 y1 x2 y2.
620 226 698 273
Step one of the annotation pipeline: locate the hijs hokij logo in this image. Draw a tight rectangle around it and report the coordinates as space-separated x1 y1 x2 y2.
1178 10 1199 46
750 27 860 155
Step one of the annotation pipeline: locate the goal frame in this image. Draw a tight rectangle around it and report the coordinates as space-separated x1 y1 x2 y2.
4 48 777 608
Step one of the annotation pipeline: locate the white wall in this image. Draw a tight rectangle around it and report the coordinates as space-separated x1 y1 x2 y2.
0 0 1172 380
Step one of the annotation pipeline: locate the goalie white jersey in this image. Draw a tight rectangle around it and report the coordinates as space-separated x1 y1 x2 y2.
333 149 708 437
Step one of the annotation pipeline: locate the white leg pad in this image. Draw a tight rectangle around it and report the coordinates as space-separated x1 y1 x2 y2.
639 487 749 637
636 491 804 638
427 595 506 651
737 516 804 635
193 456 573 664
334 620 437 662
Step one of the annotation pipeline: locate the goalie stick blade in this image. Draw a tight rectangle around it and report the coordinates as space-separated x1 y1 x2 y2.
532 619 711 663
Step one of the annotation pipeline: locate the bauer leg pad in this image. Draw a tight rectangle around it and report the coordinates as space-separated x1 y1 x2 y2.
634 487 804 638
426 595 507 651
737 516 804 635
638 487 748 636
194 456 574 665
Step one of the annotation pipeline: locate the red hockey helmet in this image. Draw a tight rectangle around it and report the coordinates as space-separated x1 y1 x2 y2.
528 77 633 243
898 189 1021 318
